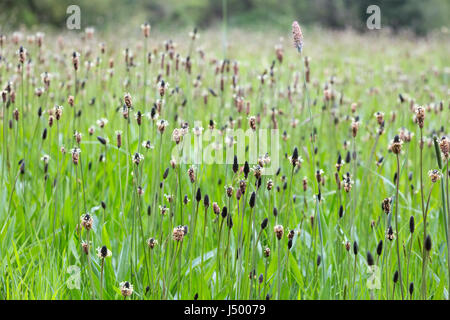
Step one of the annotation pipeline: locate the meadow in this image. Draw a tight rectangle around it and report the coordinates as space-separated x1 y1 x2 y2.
0 23 449 300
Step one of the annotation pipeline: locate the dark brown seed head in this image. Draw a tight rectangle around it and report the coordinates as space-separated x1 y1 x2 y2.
243 161 250 179
97 136 107 145
236 188 242 200
288 229 295 240
425 235 432 251
387 225 394 241
367 251 374 266
19 160 25 175
239 180 246 194
221 206 227 218
353 241 358 256
232 155 239 173
376 240 383 256
227 215 233 229
261 218 268 230
409 215 415 233
339 205 344 218
393 270 399 283
100 245 108 258
203 194 210 208
163 167 169 180
288 238 293 250
249 191 256 208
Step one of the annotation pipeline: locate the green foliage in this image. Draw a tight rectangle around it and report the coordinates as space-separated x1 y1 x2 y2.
1 0 449 34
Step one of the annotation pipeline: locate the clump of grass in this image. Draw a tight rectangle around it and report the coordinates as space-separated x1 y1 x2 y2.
0 21 448 301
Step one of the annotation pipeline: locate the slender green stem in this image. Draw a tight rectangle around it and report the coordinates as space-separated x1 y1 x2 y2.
394 154 404 299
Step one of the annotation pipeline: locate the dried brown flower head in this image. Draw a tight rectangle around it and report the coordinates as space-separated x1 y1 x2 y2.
266 179 273 191
120 281 133 297
188 166 196 183
374 112 384 125
97 245 112 259
147 238 158 249
388 135 403 154
351 117 359 137
428 169 441 183
124 92 132 107
292 21 303 53
70 148 81 165
440 136 449 160
141 22 151 38
274 224 284 240
213 202 220 215
414 106 425 128
80 213 93 231
172 225 187 241
381 197 392 214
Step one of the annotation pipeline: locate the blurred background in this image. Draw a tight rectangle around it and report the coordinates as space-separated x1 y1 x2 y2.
0 0 449 35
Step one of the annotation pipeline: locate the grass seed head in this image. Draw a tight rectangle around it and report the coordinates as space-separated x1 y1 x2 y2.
97 245 112 259
274 224 284 240
428 169 441 183
147 238 158 249
80 213 93 231
381 197 392 214
249 191 256 208
141 22 151 38
196 187 202 202
367 251 374 266
292 21 303 53
227 215 233 229
221 206 228 218
387 225 394 241
439 136 449 160
212 202 220 215
376 240 383 256
261 218 268 230
393 270 399 283
409 215 415 233
425 235 432 251
172 225 186 241
120 281 133 297
389 135 403 154
353 241 358 255
414 106 425 128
